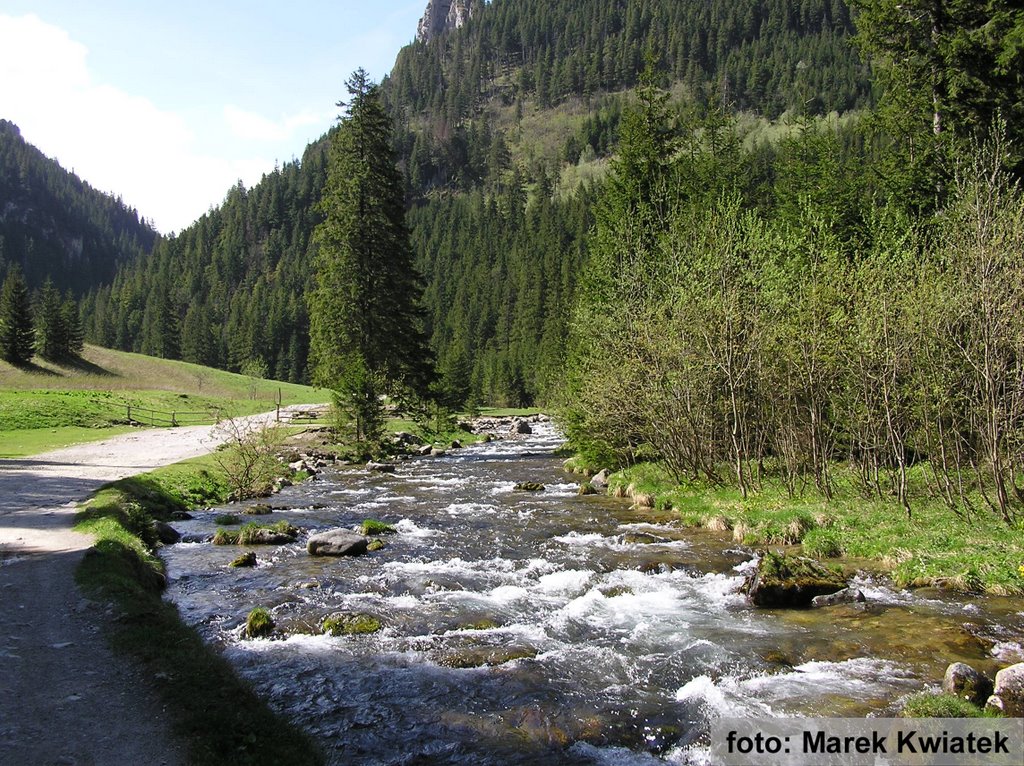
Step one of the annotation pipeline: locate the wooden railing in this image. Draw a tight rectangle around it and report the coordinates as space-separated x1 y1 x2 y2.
124 404 221 427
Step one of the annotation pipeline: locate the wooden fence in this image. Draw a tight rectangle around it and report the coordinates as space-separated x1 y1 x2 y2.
124 404 220 427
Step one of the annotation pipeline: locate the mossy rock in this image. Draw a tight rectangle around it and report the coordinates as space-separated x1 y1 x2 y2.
322 612 383 636
245 607 274 638
214 521 298 546
513 482 546 492
578 483 598 496
360 519 397 536
743 551 847 608
458 619 498 631
366 538 387 552
229 551 257 568
244 504 273 515
214 513 240 525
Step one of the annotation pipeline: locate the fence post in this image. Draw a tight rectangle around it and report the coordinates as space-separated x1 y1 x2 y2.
127 404 132 423
172 411 178 427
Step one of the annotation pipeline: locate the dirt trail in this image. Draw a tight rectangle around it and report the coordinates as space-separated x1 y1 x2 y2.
0 407 318 765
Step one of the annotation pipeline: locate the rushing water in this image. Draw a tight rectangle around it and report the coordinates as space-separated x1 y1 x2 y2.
163 422 1024 765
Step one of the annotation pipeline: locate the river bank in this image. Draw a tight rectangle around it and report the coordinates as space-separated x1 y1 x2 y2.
570 460 1024 597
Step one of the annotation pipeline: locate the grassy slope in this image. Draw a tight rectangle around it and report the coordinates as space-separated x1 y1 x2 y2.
601 462 1024 595
0 345 325 456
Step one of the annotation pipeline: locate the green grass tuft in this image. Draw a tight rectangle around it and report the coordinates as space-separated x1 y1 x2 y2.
900 692 991 718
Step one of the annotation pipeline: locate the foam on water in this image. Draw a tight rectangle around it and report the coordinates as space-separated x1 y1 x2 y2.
395 518 437 537
444 501 498 516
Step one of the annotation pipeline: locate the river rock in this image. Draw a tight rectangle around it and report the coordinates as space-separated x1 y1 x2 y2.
512 419 532 435
942 662 994 706
153 521 181 545
451 439 462 449
578 482 597 496
985 694 1007 715
513 482 545 492
367 461 397 473
430 447 447 457
307 529 369 557
418 444 433 456
590 469 611 491
993 662 1024 717
810 587 866 608
743 551 847 608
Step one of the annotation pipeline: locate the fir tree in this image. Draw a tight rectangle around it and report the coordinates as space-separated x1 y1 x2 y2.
309 69 435 439
0 264 34 364
35 278 66 360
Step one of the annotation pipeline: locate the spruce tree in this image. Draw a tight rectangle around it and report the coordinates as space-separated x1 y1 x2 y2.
0 264 35 364
35 278 66 360
309 69 434 440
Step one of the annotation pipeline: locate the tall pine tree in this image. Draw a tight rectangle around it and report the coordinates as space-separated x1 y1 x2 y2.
309 69 434 439
0 264 35 365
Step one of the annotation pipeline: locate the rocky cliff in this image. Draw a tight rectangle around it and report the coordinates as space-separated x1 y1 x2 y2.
416 0 475 43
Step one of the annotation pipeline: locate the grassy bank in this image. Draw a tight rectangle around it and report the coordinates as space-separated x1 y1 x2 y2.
594 462 1024 595
75 455 324 766
0 345 325 456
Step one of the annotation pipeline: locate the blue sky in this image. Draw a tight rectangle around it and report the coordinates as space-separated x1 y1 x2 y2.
0 1 426 232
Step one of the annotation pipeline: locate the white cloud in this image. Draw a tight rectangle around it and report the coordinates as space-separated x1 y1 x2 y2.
0 14 285 233
223 105 332 143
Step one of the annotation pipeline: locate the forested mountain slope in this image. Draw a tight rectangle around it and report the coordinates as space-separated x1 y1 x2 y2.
0 120 158 294
79 0 870 404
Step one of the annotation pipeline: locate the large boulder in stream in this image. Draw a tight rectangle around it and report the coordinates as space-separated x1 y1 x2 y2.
743 551 847 608
942 662 994 706
307 529 369 557
991 662 1024 717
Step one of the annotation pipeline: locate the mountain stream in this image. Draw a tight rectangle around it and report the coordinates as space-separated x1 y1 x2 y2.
162 421 1024 765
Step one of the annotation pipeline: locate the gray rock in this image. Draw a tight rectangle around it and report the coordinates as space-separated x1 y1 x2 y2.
590 469 611 491
451 439 462 449
512 419 532 435
430 447 447 457
307 529 369 557
942 662 994 706
993 662 1024 717
810 588 866 608
367 461 397 473
578 483 597 496
418 444 433 456
985 694 1006 715
153 521 181 545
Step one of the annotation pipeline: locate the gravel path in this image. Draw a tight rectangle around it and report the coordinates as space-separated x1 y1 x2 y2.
0 407 318 764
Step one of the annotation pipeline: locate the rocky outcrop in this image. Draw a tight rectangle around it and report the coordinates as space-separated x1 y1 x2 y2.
417 0 476 44
307 529 369 557
743 551 847 608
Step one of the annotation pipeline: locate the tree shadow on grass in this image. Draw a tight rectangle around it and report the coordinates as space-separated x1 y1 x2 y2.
5 359 63 376
53 354 118 377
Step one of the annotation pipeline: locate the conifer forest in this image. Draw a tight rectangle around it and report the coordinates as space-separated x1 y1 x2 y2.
2 0 1024 520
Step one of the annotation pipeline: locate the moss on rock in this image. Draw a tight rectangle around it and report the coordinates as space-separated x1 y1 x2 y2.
245 607 274 638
